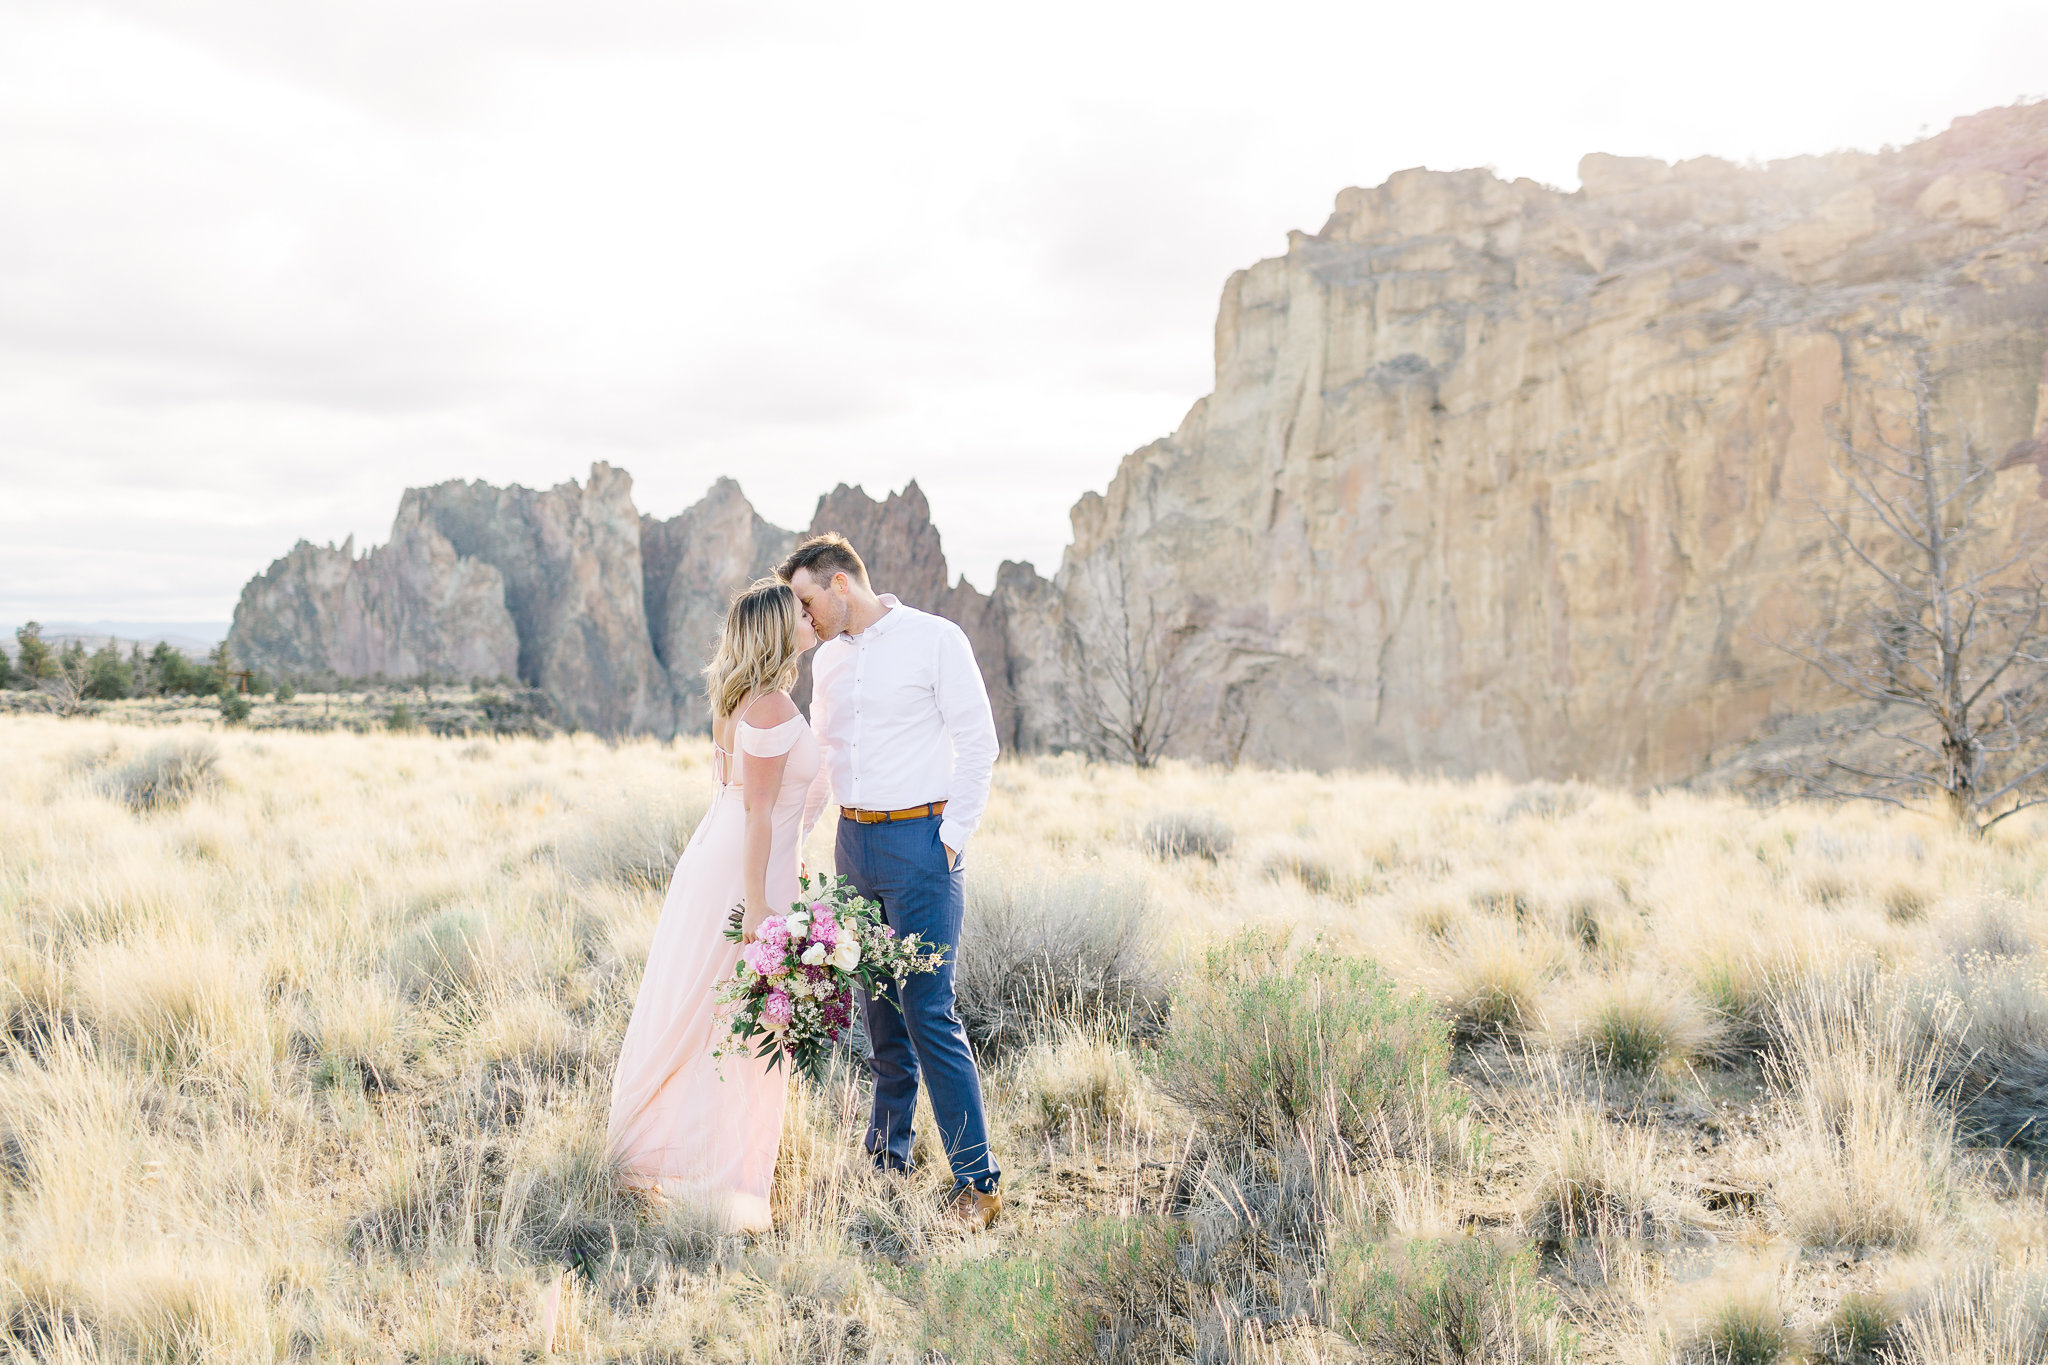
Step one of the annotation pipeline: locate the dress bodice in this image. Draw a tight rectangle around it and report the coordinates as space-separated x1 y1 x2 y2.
710 712 823 833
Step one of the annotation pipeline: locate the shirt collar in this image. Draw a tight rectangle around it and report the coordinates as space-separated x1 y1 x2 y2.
859 594 904 639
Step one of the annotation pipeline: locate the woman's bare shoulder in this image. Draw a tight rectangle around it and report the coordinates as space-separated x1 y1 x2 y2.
738 691 799 728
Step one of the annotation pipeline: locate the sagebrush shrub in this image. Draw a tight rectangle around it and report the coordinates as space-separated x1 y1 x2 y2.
1677 1294 1795 1365
1571 978 1720 1074
556 796 704 889
1328 1234 1560 1364
1818 1292 1899 1364
955 873 1165 1057
388 908 503 1005
1141 810 1233 862
100 740 219 812
1150 932 1458 1158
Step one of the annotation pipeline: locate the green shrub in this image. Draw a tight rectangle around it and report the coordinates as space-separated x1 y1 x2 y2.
1328 1235 1560 1364
387 701 416 732
274 680 297 703
1149 932 1458 1157
83 643 132 700
217 693 252 724
13 622 53 683
915 1249 1070 1363
145 640 215 695
0 645 14 690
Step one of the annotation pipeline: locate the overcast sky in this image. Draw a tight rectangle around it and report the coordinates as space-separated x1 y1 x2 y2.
2 0 2043 624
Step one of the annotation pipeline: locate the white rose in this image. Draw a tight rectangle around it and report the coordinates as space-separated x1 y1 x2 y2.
786 915 810 941
830 939 861 971
801 943 827 966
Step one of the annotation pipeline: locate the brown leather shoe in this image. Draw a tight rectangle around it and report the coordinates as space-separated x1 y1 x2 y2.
947 1183 1001 1230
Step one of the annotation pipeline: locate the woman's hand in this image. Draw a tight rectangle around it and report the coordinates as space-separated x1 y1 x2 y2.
739 901 765 943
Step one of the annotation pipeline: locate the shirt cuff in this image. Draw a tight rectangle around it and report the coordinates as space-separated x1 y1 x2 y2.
938 819 972 856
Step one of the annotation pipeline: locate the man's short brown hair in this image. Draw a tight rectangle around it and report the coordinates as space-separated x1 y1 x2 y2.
777 533 870 589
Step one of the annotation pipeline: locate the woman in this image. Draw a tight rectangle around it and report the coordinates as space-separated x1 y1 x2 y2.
605 578 825 1231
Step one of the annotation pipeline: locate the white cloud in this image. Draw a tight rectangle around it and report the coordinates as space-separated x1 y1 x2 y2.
2 0 2044 617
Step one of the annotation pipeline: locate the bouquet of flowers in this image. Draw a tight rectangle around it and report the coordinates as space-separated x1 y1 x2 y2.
716 873 947 1083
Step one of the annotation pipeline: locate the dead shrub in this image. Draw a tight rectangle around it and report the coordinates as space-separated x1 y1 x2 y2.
1891 955 2048 1153
1892 1266 2048 1365
1440 921 1550 1044
1673 1290 1797 1365
387 907 507 1006
1768 984 1952 1251
1524 1091 1695 1252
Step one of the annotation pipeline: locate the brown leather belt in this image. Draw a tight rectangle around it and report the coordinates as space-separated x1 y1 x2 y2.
841 801 947 825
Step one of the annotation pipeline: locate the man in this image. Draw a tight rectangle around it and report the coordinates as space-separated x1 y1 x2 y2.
778 533 1003 1228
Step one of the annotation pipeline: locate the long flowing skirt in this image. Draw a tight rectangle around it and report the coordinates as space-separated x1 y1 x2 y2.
605 790 792 1231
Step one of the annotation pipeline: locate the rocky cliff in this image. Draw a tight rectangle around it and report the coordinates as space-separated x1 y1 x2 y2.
1002 102 2048 781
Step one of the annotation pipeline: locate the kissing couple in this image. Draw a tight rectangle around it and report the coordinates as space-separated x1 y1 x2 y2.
602 534 1004 1232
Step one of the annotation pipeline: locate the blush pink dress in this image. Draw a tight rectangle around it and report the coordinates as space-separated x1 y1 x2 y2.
605 711 825 1232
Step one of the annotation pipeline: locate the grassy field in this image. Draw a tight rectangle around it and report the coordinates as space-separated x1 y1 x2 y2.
1 712 2045 1363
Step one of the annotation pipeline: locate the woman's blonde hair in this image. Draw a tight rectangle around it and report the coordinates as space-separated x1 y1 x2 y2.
703 578 804 722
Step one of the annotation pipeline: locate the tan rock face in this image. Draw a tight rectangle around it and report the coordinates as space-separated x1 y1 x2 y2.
1005 103 2048 781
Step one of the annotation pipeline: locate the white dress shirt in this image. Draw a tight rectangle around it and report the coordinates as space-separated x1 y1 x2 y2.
808 595 999 853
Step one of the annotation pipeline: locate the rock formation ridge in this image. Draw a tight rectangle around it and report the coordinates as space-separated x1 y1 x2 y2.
231 468 1019 740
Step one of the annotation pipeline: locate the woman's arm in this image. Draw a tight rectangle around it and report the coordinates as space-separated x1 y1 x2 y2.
737 693 799 937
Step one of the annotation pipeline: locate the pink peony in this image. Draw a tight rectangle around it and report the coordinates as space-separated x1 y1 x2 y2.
742 941 785 978
808 913 838 949
810 901 829 916
758 919 790 952
761 991 795 1029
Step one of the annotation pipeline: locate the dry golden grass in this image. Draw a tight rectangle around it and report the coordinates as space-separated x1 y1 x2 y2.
1 712 2045 1361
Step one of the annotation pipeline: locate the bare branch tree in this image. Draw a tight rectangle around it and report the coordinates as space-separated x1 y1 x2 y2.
1770 339 2048 835
1058 551 1195 768
38 641 95 718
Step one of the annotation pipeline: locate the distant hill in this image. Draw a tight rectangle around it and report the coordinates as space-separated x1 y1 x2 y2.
1 621 227 660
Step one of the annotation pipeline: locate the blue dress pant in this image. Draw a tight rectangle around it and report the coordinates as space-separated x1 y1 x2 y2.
835 812 999 1192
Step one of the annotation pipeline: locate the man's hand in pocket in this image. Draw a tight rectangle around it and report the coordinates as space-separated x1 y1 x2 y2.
944 844 959 870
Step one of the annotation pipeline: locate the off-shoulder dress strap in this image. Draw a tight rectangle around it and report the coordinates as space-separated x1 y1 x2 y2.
736 711 804 758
